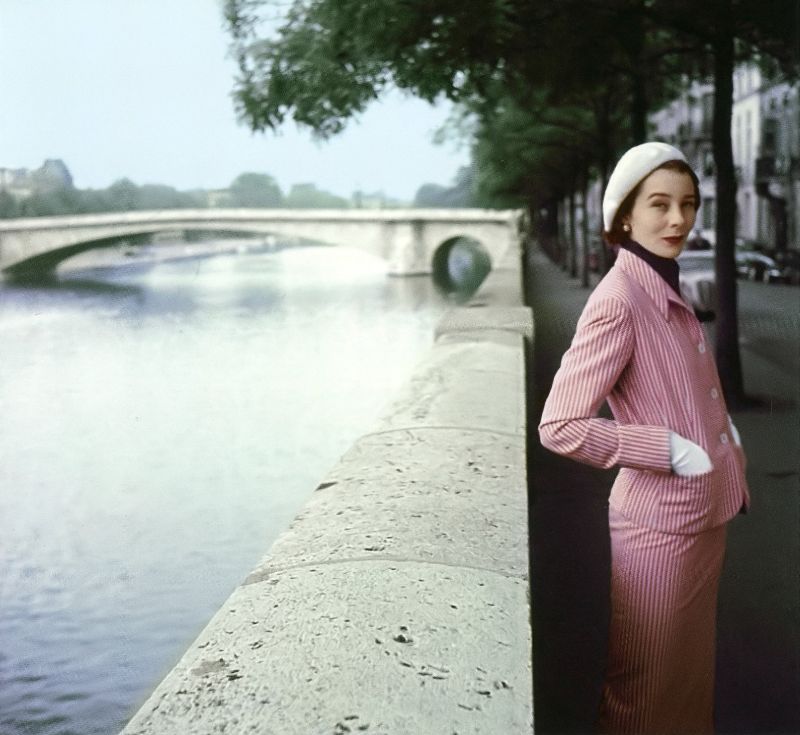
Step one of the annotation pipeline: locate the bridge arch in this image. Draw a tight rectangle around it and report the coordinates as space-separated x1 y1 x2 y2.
1 231 162 278
431 236 492 293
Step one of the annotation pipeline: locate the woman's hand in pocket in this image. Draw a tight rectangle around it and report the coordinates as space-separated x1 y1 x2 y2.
669 432 713 476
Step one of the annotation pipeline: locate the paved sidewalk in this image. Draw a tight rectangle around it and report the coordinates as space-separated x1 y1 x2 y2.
525 245 799 735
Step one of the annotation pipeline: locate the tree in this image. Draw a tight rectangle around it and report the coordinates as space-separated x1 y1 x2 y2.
19 186 82 217
285 183 348 208
0 190 19 218
2 178 212 217
223 0 798 400
138 183 206 210
225 0 513 133
413 166 478 207
643 0 799 401
106 178 140 211
228 172 283 207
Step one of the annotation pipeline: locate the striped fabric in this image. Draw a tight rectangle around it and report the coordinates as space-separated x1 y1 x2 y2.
598 507 727 734
539 248 750 534
538 249 751 733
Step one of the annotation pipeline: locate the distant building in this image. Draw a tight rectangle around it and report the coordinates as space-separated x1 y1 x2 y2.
732 65 762 243
37 158 74 189
649 65 799 251
0 159 74 199
649 79 717 239
0 166 34 198
750 71 798 250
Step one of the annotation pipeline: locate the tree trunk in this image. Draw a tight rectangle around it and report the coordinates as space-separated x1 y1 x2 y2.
539 197 560 261
556 200 564 266
631 73 648 145
581 173 590 288
594 97 615 274
712 26 745 401
627 9 648 144
569 190 577 277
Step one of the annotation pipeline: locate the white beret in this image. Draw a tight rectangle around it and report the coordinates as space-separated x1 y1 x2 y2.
602 142 689 232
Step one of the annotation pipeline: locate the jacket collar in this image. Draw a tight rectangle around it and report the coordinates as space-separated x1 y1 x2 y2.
614 248 692 321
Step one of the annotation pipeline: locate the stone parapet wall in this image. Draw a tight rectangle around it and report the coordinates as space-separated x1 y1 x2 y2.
119 242 534 734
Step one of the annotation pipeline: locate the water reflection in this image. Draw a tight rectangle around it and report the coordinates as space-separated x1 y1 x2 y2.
3 275 143 296
0 244 456 735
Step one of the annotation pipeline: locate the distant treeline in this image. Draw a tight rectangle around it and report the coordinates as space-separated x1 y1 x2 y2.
413 166 482 208
0 163 493 219
0 172 354 219
0 180 203 219
0 165 489 219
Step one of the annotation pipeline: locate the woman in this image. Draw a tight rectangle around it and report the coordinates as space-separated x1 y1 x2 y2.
538 142 750 734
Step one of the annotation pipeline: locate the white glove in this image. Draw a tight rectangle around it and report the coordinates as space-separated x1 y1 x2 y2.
669 431 713 476
727 415 741 446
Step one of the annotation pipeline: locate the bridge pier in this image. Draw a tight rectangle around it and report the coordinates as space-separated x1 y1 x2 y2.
383 219 425 275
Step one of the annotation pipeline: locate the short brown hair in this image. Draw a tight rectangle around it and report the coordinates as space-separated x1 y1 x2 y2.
603 160 701 246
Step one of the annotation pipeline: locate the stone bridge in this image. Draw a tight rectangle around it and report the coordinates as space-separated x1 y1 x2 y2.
0 208 522 278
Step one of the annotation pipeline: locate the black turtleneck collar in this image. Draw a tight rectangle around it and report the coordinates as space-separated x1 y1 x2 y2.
619 238 681 296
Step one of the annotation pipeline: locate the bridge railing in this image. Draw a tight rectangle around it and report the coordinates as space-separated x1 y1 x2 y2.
0 207 522 229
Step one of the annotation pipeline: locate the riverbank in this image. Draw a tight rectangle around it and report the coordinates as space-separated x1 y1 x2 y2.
0 245 460 735
119 248 534 733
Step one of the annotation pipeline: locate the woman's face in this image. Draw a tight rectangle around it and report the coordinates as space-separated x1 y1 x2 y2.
623 168 698 259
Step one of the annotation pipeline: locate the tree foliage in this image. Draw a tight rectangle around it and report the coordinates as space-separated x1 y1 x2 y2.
228 172 283 207
225 0 796 203
224 0 513 136
224 0 798 402
413 166 479 208
0 172 353 219
0 179 207 218
285 182 349 208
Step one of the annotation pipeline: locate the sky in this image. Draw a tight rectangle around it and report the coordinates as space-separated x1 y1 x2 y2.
0 0 469 202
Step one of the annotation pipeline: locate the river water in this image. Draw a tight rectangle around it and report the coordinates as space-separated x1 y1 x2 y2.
0 242 460 734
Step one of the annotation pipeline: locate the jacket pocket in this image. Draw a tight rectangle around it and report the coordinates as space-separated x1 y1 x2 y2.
614 467 716 534
659 470 713 511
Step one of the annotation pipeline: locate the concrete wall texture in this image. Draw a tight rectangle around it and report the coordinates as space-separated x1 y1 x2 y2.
119 243 534 734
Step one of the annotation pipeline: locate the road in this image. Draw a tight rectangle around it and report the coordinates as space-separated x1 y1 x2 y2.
525 248 800 735
714 279 799 735
736 278 800 384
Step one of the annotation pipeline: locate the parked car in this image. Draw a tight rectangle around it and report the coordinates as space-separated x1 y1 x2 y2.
686 230 712 250
735 250 786 283
769 249 800 285
677 250 716 320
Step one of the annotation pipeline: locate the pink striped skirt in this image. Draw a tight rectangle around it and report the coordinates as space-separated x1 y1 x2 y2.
598 506 727 734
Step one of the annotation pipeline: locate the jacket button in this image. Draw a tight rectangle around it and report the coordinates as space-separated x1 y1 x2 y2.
698 342 706 354
720 432 729 444
711 388 719 399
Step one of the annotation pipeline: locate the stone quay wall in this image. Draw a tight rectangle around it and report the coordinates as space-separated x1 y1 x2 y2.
120 242 534 734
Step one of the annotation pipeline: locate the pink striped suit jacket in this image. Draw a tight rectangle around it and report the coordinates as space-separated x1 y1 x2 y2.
539 248 750 534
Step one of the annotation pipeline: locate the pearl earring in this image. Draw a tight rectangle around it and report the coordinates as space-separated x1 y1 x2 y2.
623 223 631 232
